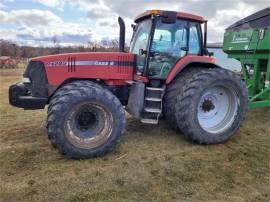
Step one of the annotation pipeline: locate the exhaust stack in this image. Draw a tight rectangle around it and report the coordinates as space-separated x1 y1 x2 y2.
118 17 125 52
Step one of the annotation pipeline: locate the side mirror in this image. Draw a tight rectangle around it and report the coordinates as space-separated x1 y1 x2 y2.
209 52 214 57
204 48 214 57
139 49 147 55
202 48 214 57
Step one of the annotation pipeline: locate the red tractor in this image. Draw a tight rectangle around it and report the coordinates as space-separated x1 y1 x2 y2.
9 10 248 159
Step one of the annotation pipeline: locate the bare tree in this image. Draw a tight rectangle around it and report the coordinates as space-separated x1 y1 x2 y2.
52 36 61 54
88 39 99 52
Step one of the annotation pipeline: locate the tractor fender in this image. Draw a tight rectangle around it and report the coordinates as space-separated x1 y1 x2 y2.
165 55 218 84
47 77 105 99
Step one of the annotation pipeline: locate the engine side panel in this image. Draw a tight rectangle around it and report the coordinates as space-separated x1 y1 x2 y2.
31 52 134 86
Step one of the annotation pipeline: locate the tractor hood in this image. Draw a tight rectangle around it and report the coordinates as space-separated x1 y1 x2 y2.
31 52 134 67
28 52 135 86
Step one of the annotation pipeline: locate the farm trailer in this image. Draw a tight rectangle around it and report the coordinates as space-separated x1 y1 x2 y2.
223 7 270 109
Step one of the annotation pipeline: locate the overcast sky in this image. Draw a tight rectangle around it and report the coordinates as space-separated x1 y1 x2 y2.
0 0 269 47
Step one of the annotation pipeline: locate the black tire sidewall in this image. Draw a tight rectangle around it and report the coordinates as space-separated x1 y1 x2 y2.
176 69 248 144
163 67 204 130
49 83 125 158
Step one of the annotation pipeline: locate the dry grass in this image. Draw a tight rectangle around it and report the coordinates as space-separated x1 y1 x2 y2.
0 69 270 201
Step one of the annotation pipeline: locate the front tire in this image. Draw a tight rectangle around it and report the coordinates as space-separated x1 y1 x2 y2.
175 68 248 144
47 81 126 159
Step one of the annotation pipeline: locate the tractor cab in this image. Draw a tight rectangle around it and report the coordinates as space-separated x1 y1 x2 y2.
128 10 207 80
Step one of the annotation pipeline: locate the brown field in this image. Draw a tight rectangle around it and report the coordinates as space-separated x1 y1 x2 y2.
0 69 270 201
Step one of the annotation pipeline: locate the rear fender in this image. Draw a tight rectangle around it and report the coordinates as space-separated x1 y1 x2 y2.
166 55 218 84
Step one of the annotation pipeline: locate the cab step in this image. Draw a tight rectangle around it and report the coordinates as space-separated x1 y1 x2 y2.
145 97 162 101
146 87 164 91
141 118 159 124
140 85 165 125
144 107 162 113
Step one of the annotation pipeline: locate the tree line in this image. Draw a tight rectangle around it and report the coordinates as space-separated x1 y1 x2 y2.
0 39 121 58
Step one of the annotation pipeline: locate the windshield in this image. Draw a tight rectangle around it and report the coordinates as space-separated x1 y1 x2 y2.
130 19 152 54
151 19 188 58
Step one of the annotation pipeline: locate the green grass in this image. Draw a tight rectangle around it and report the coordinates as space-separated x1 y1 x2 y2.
0 69 270 201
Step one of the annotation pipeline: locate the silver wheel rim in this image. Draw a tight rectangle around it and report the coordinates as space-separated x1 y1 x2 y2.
64 102 113 149
197 85 239 134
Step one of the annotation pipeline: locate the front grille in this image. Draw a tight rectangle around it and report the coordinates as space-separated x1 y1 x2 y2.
23 61 48 97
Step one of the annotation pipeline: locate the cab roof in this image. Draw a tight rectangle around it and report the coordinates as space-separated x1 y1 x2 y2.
135 10 205 23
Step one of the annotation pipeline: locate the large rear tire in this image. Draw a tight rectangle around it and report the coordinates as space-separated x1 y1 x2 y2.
175 68 248 144
47 81 125 159
163 67 203 129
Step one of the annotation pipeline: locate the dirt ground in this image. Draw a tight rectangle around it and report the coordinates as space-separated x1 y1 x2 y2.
0 69 269 201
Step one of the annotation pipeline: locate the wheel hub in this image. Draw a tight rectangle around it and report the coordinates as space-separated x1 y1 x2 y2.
64 103 113 149
76 109 98 131
201 98 215 112
197 85 239 134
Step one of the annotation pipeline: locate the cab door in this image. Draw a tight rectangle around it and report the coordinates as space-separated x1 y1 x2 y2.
148 19 188 79
148 20 203 79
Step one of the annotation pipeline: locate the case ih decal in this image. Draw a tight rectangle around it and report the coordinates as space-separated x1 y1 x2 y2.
47 61 67 67
47 60 133 67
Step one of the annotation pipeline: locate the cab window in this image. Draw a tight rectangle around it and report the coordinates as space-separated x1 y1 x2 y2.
174 28 187 57
130 19 152 54
130 19 152 72
189 23 201 55
151 20 188 58
152 30 171 53
148 19 188 79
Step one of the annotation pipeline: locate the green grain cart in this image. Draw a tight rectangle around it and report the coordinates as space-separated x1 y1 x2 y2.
223 7 270 109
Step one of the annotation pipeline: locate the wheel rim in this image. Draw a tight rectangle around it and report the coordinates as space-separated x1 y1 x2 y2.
197 85 239 134
64 102 113 149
